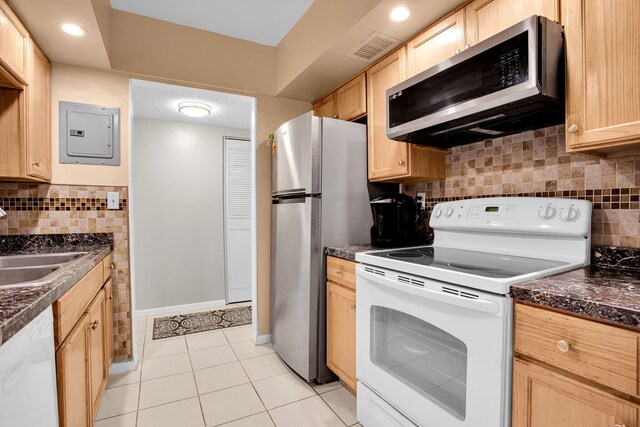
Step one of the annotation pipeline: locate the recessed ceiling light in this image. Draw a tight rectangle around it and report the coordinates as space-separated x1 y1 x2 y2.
178 101 211 118
389 6 410 22
60 23 87 37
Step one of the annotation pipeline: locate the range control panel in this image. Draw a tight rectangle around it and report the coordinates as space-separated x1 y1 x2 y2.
430 197 592 237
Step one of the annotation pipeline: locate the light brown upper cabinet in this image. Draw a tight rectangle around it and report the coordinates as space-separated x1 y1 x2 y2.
0 1 51 182
0 0 28 84
336 73 366 121
26 41 51 180
367 48 446 182
407 9 466 78
313 92 337 119
465 0 560 46
563 0 640 156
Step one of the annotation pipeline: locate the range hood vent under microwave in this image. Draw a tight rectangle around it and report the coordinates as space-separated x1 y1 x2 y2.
386 16 565 148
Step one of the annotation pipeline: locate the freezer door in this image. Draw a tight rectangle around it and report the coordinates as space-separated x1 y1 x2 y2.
272 111 321 195
271 195 321 381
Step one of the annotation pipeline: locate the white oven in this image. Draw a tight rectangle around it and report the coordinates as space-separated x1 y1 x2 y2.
356 265 512 427
355 197 592 427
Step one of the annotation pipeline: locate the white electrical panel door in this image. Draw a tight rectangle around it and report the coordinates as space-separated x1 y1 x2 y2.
224 137 252 303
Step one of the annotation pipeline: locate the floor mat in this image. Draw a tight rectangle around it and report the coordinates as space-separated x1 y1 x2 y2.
152 305 251 340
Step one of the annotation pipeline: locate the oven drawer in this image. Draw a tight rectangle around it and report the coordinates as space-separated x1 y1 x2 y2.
327 256 356 290
515 303 640 397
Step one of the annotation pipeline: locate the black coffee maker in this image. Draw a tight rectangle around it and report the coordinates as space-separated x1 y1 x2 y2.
370 194 417 248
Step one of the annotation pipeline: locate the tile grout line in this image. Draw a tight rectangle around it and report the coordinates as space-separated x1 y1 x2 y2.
234 343 277 426
186 337 208 427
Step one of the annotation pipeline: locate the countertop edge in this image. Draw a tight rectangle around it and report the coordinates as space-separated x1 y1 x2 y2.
0 246 112 345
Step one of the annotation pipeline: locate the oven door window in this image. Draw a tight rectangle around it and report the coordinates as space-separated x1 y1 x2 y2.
370 306 468 420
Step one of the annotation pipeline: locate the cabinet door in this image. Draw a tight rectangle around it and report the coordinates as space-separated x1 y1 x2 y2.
56 315 91 427
366 48 409 181
336 73 366 121
0 1 28 83
407 9 466 78
26 41 51 180
563 0 640 153
87 290 107 414
104 279 113 367
313 92 337 119
326 281 356 393
513 358 639 427
465 0 559 46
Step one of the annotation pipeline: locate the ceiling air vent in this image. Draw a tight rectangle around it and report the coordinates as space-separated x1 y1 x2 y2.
347 32 400 62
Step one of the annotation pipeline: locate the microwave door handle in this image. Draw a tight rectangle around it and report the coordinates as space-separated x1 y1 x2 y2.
357 267 501 315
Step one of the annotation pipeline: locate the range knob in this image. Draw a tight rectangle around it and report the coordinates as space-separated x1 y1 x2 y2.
561 206 580 223
539 204 557 220
433 208 442 218
445 207 454 217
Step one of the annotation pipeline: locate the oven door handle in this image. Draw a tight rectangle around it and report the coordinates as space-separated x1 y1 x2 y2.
357 267 501 315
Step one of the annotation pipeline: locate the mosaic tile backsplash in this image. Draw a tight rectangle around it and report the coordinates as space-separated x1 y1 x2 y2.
0 183 132 361
405 125 640 248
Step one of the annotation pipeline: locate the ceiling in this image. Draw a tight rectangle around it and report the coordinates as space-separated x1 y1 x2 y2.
131 80 253 130
110 0 314 47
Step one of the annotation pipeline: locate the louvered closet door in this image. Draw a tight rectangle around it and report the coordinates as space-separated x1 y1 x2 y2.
224 137 252 303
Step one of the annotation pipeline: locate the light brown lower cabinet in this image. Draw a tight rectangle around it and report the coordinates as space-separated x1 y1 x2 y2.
326 256 357 395
513 358 640 427
55 254 113 427
513 302 640 427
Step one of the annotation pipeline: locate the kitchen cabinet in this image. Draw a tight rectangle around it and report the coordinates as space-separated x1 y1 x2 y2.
313 73 367 121
336 73 366 121
465 0 559 46
367 48 446 182
563 0 640 156
0 0 51 182
313 92 337 119
0 0 28 84
326 256 357 394
513 303 640 427
54 253 114 427
406 9 466 78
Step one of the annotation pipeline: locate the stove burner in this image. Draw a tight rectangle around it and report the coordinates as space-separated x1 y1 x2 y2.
387 252 425 259
416 248 434 255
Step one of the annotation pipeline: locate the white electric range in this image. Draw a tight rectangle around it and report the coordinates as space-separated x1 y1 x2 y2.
355 197 592 427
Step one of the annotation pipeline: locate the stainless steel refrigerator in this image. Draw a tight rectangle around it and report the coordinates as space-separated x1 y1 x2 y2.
271 111 372 382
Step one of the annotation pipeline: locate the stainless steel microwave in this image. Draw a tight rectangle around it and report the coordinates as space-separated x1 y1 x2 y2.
386 15 564 148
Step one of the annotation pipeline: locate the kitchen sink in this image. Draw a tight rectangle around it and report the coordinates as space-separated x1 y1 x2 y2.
0 253 85 268
0 266 60 287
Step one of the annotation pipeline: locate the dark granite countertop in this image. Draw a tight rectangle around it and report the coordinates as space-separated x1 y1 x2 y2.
511 246 640 330
0 234 113 346
325 244 377 261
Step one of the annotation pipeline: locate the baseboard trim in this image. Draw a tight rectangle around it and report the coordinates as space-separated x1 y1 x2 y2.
109 359 138 375
135 299 227 317
253 333 271 345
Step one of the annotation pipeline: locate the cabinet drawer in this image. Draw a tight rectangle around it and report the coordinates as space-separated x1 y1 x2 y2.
102 252 113 283
327 256 356 291
515 303 640 396
53 262 104 348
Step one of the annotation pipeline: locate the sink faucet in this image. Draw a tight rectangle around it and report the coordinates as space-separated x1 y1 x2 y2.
0 206 6 218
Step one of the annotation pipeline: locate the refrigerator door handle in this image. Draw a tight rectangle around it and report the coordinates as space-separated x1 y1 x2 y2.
272 188 306 197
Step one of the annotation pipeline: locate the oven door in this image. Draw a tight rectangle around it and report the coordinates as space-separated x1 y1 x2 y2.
356 265 512 427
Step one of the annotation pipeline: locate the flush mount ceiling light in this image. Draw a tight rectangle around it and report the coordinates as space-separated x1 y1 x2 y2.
389 6 410 22
60 23 87 37
178 101 211 118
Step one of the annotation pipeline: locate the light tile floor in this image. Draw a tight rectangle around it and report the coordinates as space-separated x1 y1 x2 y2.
96 308 361 427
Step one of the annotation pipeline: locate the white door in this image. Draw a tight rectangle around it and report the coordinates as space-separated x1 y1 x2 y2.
224 137 252 303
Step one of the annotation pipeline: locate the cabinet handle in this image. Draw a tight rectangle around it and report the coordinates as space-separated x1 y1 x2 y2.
465 44 470 50
351 304 356 310
567 124 578 133
336 269 343 276
455 49 461 54
556 339 571 353
398 160 406 166
91 320 99 331
613 424 627 427
332 114 339 119
31 161 40 167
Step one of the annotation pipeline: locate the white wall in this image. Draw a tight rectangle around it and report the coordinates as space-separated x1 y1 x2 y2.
132 118 250 310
